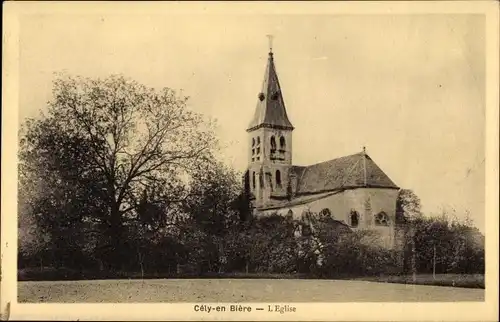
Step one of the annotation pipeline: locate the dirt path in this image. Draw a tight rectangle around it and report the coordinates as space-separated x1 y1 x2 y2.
18 279 484 303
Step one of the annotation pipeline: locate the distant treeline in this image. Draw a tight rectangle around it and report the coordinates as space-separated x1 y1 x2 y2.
18 74 484 281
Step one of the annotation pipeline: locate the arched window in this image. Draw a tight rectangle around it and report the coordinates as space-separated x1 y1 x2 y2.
301 213 312 236
280 136 286 150
270 136 277 151
257 136 260 145
252 172 256 189
252 138 255 147
374 212 390 226
350 211 359 227
286 209 293 219
276 170 281 187
319 208 332 220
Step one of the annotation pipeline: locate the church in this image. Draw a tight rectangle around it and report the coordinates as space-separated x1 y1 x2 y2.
243 46 401 248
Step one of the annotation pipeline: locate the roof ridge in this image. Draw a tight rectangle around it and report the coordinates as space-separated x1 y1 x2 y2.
290 151 398 194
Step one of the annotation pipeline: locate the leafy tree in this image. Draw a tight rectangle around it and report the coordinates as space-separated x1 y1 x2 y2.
395 189 422 277
18 190 49 269
183 161 241 236
235 214 297 274
18 117 106 269
19 73 217 270
396 189 422 224
409 214 485 275
233 171 253 222
177 161 244 273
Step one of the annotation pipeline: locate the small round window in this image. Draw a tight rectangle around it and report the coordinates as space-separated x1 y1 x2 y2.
319 208 332 219
374 212 389 226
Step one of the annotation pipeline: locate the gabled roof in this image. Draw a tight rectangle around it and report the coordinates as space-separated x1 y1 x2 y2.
291 152 399 195
259 152 399 210
247 51 294 131
258 152 399 211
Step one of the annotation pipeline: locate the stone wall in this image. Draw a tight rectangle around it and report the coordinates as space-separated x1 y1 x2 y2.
258 187 400 249
247 126 294 207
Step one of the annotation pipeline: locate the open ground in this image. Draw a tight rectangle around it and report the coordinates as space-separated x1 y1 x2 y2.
18 279 484 303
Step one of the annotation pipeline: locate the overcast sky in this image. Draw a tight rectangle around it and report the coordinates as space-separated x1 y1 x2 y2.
18 12 485 231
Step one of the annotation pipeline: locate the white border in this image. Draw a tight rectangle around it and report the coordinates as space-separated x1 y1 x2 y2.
2 1 499 321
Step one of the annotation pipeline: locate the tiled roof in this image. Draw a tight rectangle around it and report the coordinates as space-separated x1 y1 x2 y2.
247 52 294 131
294 152 399 194
258 152 399 211
289 165 307 179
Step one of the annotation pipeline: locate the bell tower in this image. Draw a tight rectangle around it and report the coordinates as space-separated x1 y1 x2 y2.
246 38 294 209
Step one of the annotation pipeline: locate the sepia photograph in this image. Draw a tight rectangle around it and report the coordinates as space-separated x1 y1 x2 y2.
2 1 499 321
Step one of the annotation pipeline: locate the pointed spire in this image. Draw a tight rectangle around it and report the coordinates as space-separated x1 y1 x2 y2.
362 146 367 186
247 39 294 132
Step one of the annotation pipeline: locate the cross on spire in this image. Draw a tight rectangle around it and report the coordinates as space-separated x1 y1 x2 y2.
362 146 367 186
266 34 274 53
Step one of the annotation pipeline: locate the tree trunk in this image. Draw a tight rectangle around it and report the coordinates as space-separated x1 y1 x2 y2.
108 206 125 271
411 226 417 282
138 252 144 279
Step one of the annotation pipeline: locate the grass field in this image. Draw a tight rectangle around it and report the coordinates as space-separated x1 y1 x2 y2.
18 278 484 303
351 274 484 289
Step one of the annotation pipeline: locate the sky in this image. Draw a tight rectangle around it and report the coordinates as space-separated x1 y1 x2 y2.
18 12 486 231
